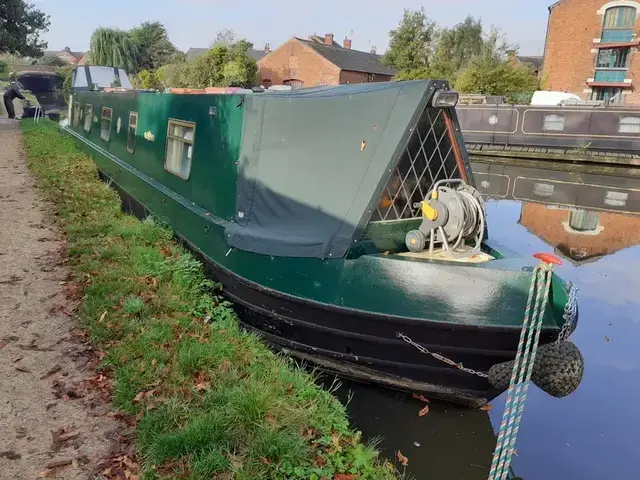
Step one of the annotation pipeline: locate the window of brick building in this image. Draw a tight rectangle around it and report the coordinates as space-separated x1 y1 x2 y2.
602 6 637 42
591 87 623 103
597 48 630 68
284 80 303 89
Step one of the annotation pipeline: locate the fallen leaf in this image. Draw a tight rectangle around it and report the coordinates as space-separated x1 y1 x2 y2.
418 405 430 417
98 311 107 324
265 414 278 427
37 469 56 477
397 450 409 466
480 404 493 412
334 474 356 480
151 358 157 366
195 381 210 391
412 393 430 403
260 457 270 465
331 433 341 450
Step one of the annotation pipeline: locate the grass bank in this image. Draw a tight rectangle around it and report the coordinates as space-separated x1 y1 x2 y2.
21 120 398 480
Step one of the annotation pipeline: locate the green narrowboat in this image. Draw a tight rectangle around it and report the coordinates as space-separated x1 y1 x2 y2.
63 66 582 407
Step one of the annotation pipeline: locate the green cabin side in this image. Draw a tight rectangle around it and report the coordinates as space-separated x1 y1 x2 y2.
64 89 569 329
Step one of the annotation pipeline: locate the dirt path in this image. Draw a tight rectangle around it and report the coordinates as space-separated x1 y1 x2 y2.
0 120 121 479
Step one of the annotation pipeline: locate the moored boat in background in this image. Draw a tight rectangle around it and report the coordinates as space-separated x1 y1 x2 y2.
62 66 583 407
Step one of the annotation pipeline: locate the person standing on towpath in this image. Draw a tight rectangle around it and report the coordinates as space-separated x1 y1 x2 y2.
3 82 26 119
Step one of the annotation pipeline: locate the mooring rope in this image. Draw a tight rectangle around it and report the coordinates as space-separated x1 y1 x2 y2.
487 263 554 480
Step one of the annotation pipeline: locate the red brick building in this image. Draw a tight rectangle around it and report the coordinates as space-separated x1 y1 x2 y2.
44 47 88 65
543 0 640 104
257 34 396 89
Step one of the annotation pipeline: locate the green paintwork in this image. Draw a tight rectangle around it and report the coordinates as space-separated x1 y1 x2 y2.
64 88 570 329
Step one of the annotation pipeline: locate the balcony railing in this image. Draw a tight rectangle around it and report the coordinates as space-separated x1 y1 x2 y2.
601 29 634 43
594 69 627 82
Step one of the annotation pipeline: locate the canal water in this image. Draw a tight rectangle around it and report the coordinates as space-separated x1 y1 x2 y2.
333 161 640 479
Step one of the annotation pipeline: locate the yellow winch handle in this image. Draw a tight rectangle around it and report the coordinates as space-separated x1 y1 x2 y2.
420 201 438 221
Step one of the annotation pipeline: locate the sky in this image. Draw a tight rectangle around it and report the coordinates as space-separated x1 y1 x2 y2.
33 0 552 56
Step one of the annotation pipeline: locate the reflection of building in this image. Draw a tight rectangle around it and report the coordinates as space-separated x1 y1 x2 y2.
543 0 640 104
519 202 640 264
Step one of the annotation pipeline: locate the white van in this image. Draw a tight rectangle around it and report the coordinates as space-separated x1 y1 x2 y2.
530 90 582 106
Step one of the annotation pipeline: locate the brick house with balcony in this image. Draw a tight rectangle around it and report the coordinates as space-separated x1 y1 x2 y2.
257 33 396 89
543 0 640 103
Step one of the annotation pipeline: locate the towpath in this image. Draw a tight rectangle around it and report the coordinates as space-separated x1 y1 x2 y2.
0 119 121 479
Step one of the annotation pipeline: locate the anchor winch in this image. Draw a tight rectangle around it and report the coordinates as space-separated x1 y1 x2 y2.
405 179 486 257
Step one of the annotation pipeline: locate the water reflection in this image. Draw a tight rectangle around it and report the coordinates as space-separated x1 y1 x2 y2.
335 161 640 480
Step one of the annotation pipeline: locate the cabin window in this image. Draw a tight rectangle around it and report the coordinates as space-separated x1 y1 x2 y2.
542 114 565 132
618 116 640 133
127 112 138 153
165 119 195 179
72 102 80 126
101 107 112 141
83 104 92 132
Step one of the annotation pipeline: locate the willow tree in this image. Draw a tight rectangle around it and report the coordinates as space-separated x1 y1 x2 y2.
88 28 139 72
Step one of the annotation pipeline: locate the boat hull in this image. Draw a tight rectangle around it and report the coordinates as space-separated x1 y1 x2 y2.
107 176 561 407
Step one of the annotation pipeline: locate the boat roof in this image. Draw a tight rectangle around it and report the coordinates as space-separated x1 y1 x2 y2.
225 80 467 259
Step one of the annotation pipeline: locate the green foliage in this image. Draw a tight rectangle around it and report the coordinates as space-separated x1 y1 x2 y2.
55 65 74 96
167 52 186 64
455 59 540 103
129 21 178 71
135 69 162 90
37 55 67 67
184 41 257 89
89 28 139 72
385 11 533 100
0 60 10 80
0 0 50 57
156 62 188 89
211 28 238 47
382 8 437 73
429 16 485 82
21 121 397 480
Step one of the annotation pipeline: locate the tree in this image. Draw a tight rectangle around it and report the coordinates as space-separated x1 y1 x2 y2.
0 61 10 80
156 62 188 89
429 16 484 82
382 8 437 74
211 29 238 47
135 69 161 90
455 59 539 103
184 41 257 89
55 65 74 96
37 55 68 67
88 28 139 72
167 52 186 64
129 21 178 71
0 0 50 57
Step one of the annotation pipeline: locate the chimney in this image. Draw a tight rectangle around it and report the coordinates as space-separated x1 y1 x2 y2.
264 42 271 54
370 45 377 55
343 37 352 49
324 33 334 45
